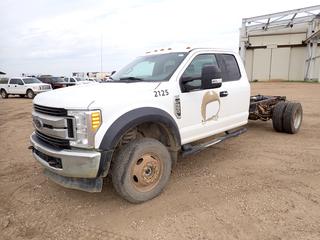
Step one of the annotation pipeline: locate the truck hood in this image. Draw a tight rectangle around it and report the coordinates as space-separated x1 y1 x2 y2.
33 82 159 109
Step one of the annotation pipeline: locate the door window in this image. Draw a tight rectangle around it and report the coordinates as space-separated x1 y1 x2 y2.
181 54 218 92
70 78 76 82
216 54 241 81
9 79 19 84
16 79 24 85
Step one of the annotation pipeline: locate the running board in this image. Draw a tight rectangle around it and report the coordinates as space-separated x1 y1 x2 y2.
181 128 247 157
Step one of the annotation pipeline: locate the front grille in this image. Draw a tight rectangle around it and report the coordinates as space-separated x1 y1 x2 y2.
34 104 67 116
33 148 62 169
36 130 70 149
40 85 50 90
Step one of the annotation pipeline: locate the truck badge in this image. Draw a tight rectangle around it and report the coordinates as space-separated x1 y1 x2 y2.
174 95 181 119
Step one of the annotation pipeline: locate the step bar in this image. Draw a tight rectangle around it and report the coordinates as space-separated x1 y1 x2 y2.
181 128 247 157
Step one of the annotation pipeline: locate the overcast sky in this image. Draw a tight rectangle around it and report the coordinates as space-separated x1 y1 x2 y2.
0 0 319 76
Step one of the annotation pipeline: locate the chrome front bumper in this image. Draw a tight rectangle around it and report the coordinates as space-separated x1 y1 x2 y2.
30 132 101 178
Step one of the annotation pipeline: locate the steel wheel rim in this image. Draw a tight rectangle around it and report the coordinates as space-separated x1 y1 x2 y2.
28 91 32 98
131 153 163 192
294 108 302 129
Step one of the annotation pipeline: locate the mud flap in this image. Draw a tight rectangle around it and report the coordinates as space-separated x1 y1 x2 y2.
44 169 103 193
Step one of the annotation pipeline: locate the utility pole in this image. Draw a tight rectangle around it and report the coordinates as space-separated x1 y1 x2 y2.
100 33 103 75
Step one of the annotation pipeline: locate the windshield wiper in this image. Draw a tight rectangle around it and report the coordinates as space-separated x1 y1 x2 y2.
119 76 145 81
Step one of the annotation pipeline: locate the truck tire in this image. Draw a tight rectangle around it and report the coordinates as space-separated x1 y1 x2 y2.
27 89 35 99
282 102 303 134
1 89 8 99
111 138 172 203
272 101 286 132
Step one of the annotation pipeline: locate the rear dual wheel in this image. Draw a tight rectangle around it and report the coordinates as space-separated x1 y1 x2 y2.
272 101 302 134
111 138 172 203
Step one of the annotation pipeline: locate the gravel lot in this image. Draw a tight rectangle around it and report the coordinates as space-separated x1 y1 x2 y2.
0 82 319 240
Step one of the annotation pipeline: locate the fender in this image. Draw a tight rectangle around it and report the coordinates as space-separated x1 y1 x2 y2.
97 107 181 177
99 107 181 151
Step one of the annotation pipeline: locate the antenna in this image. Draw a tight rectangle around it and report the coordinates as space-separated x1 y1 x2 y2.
100 33 103 74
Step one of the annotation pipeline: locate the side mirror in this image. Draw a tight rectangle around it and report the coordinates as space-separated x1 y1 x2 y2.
201 65 222 89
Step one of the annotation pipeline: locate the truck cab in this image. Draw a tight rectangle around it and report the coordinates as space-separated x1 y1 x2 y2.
29 48 252 202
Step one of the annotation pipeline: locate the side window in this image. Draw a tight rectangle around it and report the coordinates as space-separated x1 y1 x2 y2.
16 79 24 85
64 78 69 82
216 54 241 81
181 54 218 92
70 78 76 82
9 79 18 84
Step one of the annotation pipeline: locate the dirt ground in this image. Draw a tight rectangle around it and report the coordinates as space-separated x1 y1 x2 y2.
0 82 319 240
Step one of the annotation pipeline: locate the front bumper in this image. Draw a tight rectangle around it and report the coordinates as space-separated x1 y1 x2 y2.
30 132 101 178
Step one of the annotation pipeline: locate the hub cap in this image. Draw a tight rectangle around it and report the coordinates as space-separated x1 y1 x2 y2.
131 154 163 192
294 108 302 129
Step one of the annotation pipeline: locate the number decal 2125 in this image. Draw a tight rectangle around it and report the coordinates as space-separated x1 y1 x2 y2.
154 90 169 97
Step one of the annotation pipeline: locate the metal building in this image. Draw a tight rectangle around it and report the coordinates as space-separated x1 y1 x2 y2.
239 5 320 82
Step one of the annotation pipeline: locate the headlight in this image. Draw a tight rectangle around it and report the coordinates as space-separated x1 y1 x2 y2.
68 110 102 149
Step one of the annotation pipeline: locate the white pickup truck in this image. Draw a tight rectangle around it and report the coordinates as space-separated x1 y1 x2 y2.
30 48 303 203
0 77 51 99
63 77 92 85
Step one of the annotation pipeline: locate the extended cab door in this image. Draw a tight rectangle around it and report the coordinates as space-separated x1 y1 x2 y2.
178 53 249 144
16 79 26 94
7 78 20 94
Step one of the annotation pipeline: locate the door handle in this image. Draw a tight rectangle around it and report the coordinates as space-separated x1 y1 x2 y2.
220 91 228 97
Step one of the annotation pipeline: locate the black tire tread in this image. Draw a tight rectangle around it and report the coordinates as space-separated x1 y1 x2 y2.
283 102 303 134
272 101 287 132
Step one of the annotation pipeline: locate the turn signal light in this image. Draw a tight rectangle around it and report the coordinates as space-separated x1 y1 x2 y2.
91 112 101 130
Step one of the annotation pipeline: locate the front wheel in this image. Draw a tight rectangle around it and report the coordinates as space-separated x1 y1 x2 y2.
111 138 172 203
26 89 35 99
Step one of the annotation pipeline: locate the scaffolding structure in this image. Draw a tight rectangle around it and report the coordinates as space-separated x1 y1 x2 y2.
240 5 320 82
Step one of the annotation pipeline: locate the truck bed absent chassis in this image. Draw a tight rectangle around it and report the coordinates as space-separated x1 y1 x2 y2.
182 95 288 156
249 95 286 121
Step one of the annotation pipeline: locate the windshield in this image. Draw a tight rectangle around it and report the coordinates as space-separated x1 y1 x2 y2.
112 52 187 82
23 78 41 84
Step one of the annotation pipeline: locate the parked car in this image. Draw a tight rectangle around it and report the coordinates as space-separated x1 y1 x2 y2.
64 77 91 85
30 48 303 203
0 77 51 99
37 75 68 89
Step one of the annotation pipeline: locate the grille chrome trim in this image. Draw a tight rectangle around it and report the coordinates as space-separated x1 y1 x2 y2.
36 130 70 149
34 104 67 116
32 111 75 140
